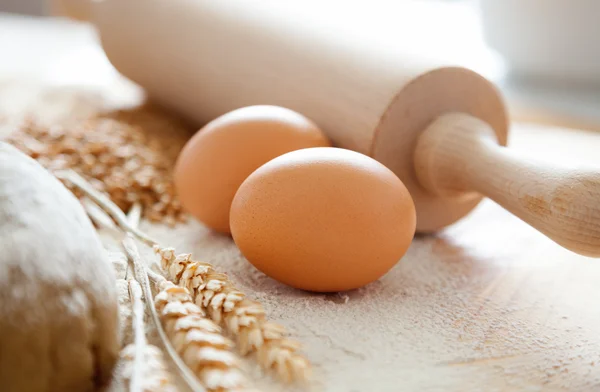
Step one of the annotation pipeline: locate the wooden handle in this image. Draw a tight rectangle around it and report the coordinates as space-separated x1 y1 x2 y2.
414 112 600 257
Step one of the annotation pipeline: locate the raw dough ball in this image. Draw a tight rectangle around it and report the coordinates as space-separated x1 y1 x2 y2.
230 147 416 292
0 143 120 392
174 105 330 233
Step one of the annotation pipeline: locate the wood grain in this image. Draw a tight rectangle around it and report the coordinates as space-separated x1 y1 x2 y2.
415 112 600 257
1 15 600 392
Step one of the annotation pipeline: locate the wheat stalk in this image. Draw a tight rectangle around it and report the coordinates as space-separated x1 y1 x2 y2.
83 196 120 233
122 203 206 391
121 279 177 392
90 200 206 392
58 169 311 384
121 205 254 391
123 238 254 392
121 237 207 392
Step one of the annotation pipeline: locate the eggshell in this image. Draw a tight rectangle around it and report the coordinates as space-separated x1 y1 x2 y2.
230 147 416 292
174 105 330 233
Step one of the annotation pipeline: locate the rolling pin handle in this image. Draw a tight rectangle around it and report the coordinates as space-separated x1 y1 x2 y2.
414 112 600 257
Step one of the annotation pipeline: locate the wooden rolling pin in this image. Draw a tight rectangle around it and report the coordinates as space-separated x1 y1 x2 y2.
63 0 600 256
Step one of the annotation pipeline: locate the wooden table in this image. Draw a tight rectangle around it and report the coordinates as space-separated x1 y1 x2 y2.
1 13 599 392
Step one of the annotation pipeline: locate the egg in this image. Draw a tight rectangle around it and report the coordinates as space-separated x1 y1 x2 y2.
230 147 416 292
174 105 331 233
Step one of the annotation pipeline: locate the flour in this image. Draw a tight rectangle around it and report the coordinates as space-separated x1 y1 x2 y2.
101 206 600 392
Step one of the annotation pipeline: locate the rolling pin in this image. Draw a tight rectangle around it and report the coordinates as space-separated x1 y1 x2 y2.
62 0 600 257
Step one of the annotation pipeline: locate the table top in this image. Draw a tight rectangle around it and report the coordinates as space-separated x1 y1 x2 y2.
1 13 599 392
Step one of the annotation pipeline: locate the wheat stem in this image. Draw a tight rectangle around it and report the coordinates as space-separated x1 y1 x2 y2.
127 202 143 228
128 279 145 392
147 268 167 286
121 281 180 392
122 212 177 391
82 196 120 233
56 170 158 246
122 235 206 392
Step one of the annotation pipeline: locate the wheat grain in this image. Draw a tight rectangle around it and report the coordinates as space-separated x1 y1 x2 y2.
121 279 177 392
6 105 189 225
155 280 254 391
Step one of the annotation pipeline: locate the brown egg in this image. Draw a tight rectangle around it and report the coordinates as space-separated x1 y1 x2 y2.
174 105 330 233
230 147 416 292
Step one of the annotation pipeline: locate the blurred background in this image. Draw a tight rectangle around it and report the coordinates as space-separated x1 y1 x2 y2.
2 0 46 15
1 0 599 130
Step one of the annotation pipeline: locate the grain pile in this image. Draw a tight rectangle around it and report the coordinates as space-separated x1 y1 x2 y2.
6 105 192 225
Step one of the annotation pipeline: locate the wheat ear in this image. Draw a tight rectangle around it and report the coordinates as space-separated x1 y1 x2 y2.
121 279 177 392
155 279 254 391
124 237 254 392
90 198 249 392
59 169 311 383
156 248 310 383
125 202 253 391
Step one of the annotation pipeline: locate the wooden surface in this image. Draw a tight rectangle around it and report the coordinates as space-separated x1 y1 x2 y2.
1 14 600 392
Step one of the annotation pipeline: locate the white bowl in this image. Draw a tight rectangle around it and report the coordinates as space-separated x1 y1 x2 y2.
479 0 600 85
